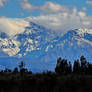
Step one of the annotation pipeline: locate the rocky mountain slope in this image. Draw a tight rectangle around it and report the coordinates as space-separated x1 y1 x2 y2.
0 22 92 72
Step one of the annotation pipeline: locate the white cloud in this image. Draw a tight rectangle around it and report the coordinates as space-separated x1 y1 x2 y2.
82 7 87 11
26 8 92 35
78 11 86 17
20 0 37 11
39 2 68 14
19 0 68 14
0 7 92 37
86 0 92 5
0 17 29 36
0 0 8 7
0 2 92 37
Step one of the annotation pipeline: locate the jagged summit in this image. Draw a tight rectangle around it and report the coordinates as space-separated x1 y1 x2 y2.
0 22 57 57
0 22 92 71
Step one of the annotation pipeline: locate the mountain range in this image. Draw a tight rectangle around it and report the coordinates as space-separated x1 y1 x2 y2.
0 22 92 72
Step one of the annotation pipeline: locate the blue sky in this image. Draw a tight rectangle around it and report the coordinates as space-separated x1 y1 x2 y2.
0 0 92 18
0 0 92 37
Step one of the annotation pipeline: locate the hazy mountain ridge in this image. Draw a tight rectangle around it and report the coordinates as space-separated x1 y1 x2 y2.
0 22 58 57
0 22 92 71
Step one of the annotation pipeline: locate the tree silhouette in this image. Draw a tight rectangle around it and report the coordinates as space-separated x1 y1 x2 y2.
19 61 25 70
68 61 72 74
73 59 80 74
4 68 12 74
55 57 62 74
55 58 72 75
13 67 18 74
80 56 87 74
0 56 91 92
87 62 92 74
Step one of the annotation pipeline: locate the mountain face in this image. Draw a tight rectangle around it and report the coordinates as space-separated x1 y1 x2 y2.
0 22 92 72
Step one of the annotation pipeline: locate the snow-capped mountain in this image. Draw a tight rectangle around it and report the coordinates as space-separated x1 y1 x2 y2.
0 22 92 72
0 22 57 57
51 28 92 61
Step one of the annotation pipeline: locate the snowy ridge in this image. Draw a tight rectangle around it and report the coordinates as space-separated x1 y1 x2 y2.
77 28 92 37
0 22 92 71
0 22 57 57
0 37 20 56
0 22 92 63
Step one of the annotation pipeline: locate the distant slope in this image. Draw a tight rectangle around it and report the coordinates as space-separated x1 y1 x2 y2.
0 22 92 72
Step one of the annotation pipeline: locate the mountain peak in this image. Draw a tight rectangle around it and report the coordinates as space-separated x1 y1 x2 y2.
77 28 92 35
1 25 92 71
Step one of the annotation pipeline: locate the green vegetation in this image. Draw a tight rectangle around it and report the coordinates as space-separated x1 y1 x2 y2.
0 56 92 92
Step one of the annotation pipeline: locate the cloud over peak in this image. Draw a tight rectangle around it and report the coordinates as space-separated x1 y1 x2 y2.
86 0 92 5
0 1 92 37
0 6 92 37
0 0 8 7
0 17 29 36
27 8 92 35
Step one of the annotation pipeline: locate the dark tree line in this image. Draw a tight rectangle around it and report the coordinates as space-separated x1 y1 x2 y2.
55 56 92 75
0 56 92 92
0 56 92 77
